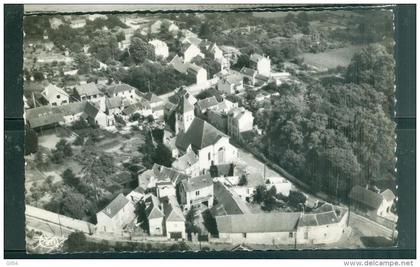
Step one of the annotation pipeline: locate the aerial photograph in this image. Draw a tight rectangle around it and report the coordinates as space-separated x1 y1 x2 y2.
22 6 397 253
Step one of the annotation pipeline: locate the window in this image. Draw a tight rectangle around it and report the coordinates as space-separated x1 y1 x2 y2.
208 152 211 160
289 232 294 238
56 95 61 99
195 190 200 196
304 232 309 240
242 233 247 238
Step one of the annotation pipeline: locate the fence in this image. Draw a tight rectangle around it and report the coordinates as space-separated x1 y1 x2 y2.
25 205 96 234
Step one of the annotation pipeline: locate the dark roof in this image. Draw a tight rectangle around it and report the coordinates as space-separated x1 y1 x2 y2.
197 96 219 111
58 101 87 116
213 181 251 215
162 196 185 222
145 194 164 219
175 117 227 151
348 185 384 210
216 212 300 233
181 173 213 192
100 193 129 218
26 106 64 128
106 96 124 110
83 102 100 118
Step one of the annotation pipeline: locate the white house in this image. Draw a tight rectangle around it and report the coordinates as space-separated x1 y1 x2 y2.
144 194 165 236
138 164 190 192
265 176 292 197
41 84 70 106
126 186 145 204
187 63 207 85
227 107 254 140
148 39 169 60
178 173 214 210
105 83 137 103
175 117 238 171
171 148 200 177
156 181 177 199
250 53 271 77
217 73 244 95
162 196 186 240
182 44 204 63
70 19 86 29
348 185 396 218
74 82 103 102
96 193 136 234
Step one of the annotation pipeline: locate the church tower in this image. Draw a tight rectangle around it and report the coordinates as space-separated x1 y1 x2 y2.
175 94 195 134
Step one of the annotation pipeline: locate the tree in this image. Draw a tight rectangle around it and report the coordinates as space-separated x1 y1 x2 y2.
33 71 44 81
253 185 267 204
129 37 155 63
238 174 248 186
63 232 87 252
55 139 72 157
288 191 307 207
25 125 38 155
233 54 250 70
60 187 92 220
135 201 149 233
62 168 79 187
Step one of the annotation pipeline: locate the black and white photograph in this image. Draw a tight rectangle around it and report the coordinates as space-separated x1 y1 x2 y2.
2 3 414 261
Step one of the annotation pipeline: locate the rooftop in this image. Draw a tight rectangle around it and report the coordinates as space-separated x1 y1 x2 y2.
348 185 384 210
171 149 199 171
100 193 130 218
181 173 213 192
213 181 251 215
75 82 102 97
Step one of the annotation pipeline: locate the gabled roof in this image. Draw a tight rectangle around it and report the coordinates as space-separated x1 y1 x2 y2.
175 117 227 151
381 189 396 202
106 83 136 96
162 196 185 222
240 67 257 77
58 101 87 116
106 96 124 110
213 181 251 215
170 55 188 73
122 100 151 115
348 185 384 210
83 102 100 118
26 106 64 128
197 96 219 112
216 212 301 233
222 73 243 85
100 193 129 218
171 149 199 171
150 163 190 185
145 194 164 219
42 84 69 100
75 82 101 97
181 173 213 192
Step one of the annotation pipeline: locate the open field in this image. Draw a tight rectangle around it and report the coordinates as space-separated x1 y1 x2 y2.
302 45 364 70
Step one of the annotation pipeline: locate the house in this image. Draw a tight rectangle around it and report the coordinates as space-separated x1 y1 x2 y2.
175 117 238 171
105 83 137 102
348 185 396 218
227 107 254 140
162 196 186 240
240 67 258 85
265 176 292 197
250 53 271 77
41 84 70 106
148 39 169 59
196 96 219 115
220 45 241 64
138 164 190 192
144 194 165 236
49 17 63 29
296 204 348 245
255 91 271 102
170 55 188 73
59 101 89 125
126 186 145 204
105 96 129 116
96 193 136 233
122 100 153 119
178 173 214 210
84 101 108 128
216 212 301 245
217 73 244 95
182 43 204 63
212 181 251 215
187 63 207 85
168 23 179 34
44 41 55 51
156 180 177 199
150 20 163 34
171 148 200 177
70 19 86 29
74 82 103 102
25 106 64 130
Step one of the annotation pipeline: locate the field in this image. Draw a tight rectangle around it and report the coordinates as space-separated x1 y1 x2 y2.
302 45 364 71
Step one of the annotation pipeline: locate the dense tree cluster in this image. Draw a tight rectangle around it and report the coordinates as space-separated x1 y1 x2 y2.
253 45 395 198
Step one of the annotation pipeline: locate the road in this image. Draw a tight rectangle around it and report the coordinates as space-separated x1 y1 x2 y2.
26 215 74 237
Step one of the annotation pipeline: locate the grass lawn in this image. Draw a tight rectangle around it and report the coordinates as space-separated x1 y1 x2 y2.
302 45 364 70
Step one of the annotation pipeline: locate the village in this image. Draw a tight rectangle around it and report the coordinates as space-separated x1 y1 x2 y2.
23 12 398 252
